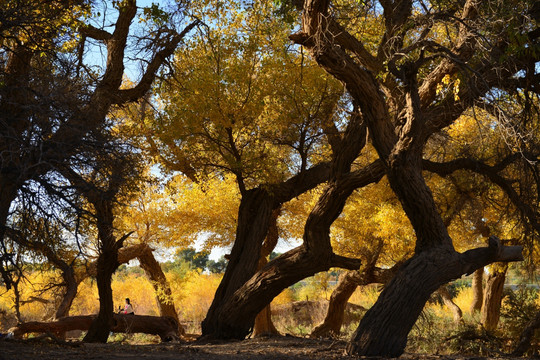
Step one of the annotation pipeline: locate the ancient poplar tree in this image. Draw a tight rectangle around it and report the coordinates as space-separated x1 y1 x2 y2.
289 0 537 356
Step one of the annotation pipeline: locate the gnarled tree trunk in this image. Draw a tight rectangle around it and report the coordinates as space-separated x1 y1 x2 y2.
83 201 120 343
54 267 78 320
201 163 332 338
481 264 507 331
200 111 382 340
290 1 525 356
253 208 280 337
202 188 275 337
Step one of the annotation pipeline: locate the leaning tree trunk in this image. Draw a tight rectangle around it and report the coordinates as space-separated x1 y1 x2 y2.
310 270 361 337
345 162 522 356
481 264 507 331
311 264 398 338
201 163 332 338
470 268 484 314
253 209 280 337
52 265 78 339
54 262 79 320
290 0 525 356
437 285 463 323
137 246 184 336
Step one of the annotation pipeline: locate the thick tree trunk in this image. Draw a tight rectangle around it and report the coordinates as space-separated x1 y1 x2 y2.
291 0 526 357
137 246 184 336
253 209 280 337
83 202 120 343
481 264 507 331
83 244 117 342
202 189 275 337
201 163 332 338
470 268 484 314
347 251 448 356
9 314 179 341
437 285 463 323
201 154 382 339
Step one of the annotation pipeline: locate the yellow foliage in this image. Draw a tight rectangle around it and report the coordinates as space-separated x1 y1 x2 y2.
454 286 474 315
349 284 380 310
271 288 295 306
118 173 240 249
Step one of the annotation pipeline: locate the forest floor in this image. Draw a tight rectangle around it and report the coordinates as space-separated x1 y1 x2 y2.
0 335 531 360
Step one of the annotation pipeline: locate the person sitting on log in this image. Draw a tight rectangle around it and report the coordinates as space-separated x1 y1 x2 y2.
121 298 135 315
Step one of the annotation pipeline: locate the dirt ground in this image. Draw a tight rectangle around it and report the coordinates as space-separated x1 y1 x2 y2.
0 336 531 360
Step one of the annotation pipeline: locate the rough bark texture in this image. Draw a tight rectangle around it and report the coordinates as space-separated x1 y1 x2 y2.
9 314 179 341
202 163 333 338
290 0 527 356
437 285 463 323
201 109 384 339
470 268 484 314
202 189 275 337
253 209 280 337
481 264 507 331
82 200 120 343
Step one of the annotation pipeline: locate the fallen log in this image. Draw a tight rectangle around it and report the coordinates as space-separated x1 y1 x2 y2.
8 314 180 342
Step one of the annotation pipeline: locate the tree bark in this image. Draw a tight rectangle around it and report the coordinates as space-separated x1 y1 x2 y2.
201 163 332 338
253 209 280 337
9 314 179 342
137 246 184 336
83 201 122 343
481 264 507 331
470 268 484 314
202 188 275 337
437 285 463 323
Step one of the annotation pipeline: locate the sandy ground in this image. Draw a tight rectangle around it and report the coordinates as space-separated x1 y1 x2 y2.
0 336 530 360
